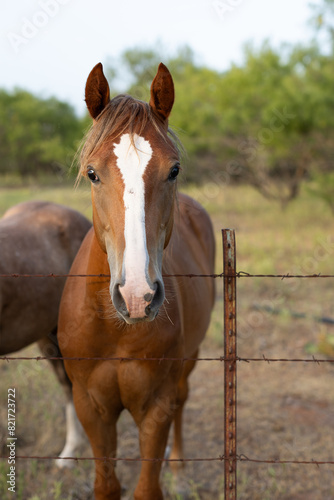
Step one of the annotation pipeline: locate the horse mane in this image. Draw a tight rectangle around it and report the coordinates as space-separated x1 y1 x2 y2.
76 94 182 183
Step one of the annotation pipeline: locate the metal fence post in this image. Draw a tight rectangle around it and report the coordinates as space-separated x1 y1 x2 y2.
222 229 237 499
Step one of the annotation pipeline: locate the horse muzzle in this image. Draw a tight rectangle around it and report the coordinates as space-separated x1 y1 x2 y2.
112 279 164 324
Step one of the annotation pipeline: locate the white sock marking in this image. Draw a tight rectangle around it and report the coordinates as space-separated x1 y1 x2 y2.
57 401 85 469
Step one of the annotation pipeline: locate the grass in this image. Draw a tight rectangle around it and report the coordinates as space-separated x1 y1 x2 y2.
1 181 334 499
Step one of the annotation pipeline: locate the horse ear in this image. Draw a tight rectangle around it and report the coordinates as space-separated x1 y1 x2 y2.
149 63 174 122
85 63 110 120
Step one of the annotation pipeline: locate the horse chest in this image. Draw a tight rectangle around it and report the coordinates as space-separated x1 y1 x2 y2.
83 320 181 414
86 357 177 422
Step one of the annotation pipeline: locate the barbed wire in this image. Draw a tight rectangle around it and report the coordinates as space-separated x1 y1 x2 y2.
236 272 334 279
1 354 334 363
2 454 334 466
0 272 224 279
0 355 224 363
237 355 334 364
1 271 334 279
1 455 222 464
237 455 334 466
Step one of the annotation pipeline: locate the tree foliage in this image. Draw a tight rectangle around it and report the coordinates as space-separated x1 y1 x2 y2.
0 89 85 180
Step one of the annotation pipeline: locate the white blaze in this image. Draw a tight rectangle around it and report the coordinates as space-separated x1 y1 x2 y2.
113 133 154 314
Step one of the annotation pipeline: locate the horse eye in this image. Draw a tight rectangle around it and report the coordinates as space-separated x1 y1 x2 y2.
87 168 100 183
168 164 180 181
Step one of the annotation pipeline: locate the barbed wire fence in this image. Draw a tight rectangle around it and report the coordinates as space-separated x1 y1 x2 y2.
1 228 334 499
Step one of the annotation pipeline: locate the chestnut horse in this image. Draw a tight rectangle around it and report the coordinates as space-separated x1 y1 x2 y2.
0 201 91 466
58 63 215 499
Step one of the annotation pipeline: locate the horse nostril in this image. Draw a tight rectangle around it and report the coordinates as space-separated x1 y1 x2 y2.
113 283 129 318
150 281 164 311
145 304 151 316
144 282 164 317
144 292 154 303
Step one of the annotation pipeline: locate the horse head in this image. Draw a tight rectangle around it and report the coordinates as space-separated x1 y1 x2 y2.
81 63 180 324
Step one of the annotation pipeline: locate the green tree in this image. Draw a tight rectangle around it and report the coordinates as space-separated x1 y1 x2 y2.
0 89 84 179
216 42 329 205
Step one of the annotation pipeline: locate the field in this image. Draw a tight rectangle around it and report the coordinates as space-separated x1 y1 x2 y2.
1 182 334 499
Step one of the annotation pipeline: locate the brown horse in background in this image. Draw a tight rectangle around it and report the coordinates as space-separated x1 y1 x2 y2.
0 201 91 466
58 63 215 499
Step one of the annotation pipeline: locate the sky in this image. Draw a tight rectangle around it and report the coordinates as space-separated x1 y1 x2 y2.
1 0 316 115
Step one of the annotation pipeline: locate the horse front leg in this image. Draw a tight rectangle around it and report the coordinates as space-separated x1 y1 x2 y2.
72 384 122 500
133 394 177 500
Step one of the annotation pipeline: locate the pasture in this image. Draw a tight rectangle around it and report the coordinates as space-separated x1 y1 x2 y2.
1 182 334 499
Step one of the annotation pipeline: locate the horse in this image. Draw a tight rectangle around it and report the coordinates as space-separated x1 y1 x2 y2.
58 62 215 499
0 200 91 467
